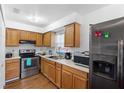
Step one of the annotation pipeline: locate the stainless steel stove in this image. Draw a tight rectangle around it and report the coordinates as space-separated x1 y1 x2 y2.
19 49 39 79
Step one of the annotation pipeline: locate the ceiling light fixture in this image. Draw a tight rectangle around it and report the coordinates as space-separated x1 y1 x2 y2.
27 15 46 23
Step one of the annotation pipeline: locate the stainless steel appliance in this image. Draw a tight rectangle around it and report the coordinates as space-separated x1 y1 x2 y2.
74 52 89 68
90 17 124 89
6 52 13 58
19 40 36 44
19 49 39 79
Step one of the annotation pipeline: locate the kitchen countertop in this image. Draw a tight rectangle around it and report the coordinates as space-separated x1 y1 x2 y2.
40 55 89 73
5 56 21 61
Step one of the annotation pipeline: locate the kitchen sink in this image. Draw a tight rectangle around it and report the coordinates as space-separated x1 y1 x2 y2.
48 55 64 60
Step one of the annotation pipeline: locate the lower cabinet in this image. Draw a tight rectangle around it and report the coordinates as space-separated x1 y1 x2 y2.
48 63 56 83
62 70 73 89
41 57 89 89
62 65 88 89
5 59 20 81
43 62 49 77
42 59 56 83
55 66 62 88
40 58 44 73
73 74 87 89
62 69 88 89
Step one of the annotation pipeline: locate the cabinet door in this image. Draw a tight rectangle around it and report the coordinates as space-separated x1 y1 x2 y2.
29 32 37 41
62 70 73 89
41 59 44 73
56 67 61 88
6 28 19 46
73 74 88 89
20 30 29 40
64 24 74 47
43 32 51 46
48 64 56 83
36 33 43 47
43 62 49 77
5 59 20 80
75 23 80 47
43 32 55 47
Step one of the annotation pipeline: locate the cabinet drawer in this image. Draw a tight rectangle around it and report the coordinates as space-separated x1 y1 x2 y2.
42 58 55 65
6 60 20 71
47 60 56 65
6 59 19 63
41 58 47 61
62 65 88 79
56 63 62 68
6 69 19 80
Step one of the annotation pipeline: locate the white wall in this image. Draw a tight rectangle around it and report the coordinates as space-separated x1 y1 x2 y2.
80 4 124 51
0 6 5 89
5 19 43 33
44 12 82 32
44 5 124 52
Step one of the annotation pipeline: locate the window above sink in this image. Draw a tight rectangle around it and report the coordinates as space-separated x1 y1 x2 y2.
55 31 64 48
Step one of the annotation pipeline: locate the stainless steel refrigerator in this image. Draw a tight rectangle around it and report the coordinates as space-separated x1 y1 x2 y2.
90 17 124 89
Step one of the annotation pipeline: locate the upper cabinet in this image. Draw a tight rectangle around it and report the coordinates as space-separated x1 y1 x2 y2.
43 32 55 47
6 28 43 47
64 23 80 47
20 30 36 41
20 30 29 40
29 32 37 41
6 28 20 46
36 33 43 47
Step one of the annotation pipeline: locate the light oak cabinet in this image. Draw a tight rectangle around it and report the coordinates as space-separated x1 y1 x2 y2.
55 63 62 88
73 74 87 89
41 58 44 73
29 32 37 41
62 70 73 89
48 63 56 82
62 65 88 89
6 28 43 47
20 31 37 41
43 32 55 47
43 61 49 77
64 23 80 47
41 57 88 89
20 30 29 40
42 58 56 83
6 28 20 46
5 59 20 81
36 33 43 47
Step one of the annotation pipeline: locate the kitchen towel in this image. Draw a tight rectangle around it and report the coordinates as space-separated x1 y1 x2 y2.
26 58 31 66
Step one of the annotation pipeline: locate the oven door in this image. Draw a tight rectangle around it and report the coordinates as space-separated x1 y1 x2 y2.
21 57 39 72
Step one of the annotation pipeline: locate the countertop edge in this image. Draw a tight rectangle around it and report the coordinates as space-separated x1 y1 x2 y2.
5 57 21 61
40 55 89 73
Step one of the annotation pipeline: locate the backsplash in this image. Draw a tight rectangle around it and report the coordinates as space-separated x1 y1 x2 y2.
6 44 45 56
45 47 83 57
6 44 85 57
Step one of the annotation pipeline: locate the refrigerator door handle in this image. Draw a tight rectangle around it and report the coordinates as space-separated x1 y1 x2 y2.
117 40 123 88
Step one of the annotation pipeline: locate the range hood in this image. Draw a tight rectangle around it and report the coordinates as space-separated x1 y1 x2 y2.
19 40 36 44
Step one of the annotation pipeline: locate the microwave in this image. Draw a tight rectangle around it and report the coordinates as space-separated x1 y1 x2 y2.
74 52 89 68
